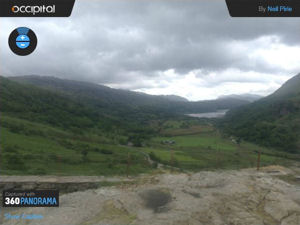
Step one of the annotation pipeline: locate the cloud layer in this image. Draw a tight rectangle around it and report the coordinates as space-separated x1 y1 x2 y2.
1 0 300 100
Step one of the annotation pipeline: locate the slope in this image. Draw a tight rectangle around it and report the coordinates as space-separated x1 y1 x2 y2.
221 73 300 152
9 75 250 114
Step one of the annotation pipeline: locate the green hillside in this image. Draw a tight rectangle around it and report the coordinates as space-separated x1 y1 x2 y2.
0 77 156 175
10 75 250 114
0 76 166 136
1 76 102 130
221 74 300 152
1 75 298 176
0 115 152 175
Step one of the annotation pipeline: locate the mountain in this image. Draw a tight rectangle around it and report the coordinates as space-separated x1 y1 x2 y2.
271 74 300 99
8 75 250 114
1 76 177 140
0 75 254 140
0 76 111 131
159 95 189 102
218 94 262 102
221 73 300 152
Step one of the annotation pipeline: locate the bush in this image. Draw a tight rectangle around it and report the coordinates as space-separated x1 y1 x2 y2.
81 149 88 162
30 167 47 175
149 152 161 163
8 123 25 133
4 145 19 153
5 153 26 170
152 162 158 168
118 138 127 145
100 149 113 155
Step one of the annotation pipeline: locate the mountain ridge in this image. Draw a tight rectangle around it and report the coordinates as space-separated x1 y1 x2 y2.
218 94 262 102
221 73 300 152
7 75 251 114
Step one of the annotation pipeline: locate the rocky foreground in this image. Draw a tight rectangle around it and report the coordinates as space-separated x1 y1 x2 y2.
2 166 300 225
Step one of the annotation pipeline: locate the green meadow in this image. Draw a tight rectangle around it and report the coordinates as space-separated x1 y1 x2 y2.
0 115 151 176
1 115 298 176
142 126 298 171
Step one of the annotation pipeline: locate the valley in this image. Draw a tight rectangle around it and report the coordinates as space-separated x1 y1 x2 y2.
1 74 300 176
1 74 300 225
1 112 298 176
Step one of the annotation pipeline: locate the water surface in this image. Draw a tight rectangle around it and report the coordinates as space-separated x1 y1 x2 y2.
187 109 228 118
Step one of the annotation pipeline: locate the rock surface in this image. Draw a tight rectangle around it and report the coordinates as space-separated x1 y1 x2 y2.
2 166 300 225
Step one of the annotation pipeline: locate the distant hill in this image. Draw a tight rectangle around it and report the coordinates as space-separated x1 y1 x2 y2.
218 94 262 102
9 75 250 114
221 74 300 152
1 76 189 133
160 95 189 102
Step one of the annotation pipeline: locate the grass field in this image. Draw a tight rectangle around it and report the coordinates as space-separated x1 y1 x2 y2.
142 126 298 171
0 115 152 176
1 115 298 175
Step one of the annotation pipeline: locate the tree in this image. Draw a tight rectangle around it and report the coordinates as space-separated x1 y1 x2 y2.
237 137 242 146
81 149 88 162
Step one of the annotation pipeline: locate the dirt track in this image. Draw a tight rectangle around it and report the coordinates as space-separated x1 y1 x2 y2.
2 166 300 225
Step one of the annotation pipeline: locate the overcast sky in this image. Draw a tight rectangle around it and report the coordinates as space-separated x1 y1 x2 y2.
1 0 300 100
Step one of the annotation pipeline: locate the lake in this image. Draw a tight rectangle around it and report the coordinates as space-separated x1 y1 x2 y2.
186 109 229 118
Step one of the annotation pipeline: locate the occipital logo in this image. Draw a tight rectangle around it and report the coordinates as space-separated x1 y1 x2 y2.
11 5 56 15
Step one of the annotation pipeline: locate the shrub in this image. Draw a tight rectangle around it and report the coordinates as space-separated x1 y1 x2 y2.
100 149 113 155
5 153 26 170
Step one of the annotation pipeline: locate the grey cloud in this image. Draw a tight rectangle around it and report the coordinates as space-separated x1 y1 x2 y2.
0 0 300 95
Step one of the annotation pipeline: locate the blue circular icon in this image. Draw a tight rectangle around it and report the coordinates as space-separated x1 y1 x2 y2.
9 27 37 56
16 34 30 49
